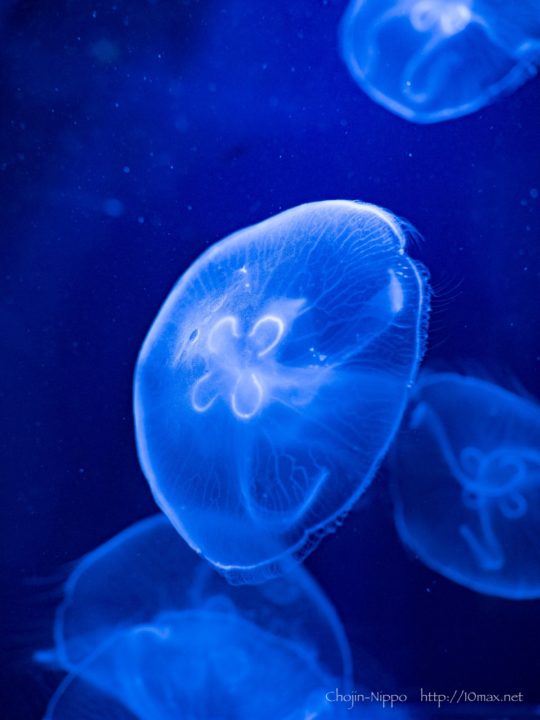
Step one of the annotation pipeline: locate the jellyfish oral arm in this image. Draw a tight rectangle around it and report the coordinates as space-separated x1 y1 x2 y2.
459 505 504 572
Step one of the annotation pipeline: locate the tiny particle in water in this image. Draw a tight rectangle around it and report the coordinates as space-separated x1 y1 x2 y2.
530 188 539 199
123 166 130 174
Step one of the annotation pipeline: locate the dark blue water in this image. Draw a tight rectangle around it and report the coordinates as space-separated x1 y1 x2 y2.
1 1 539 718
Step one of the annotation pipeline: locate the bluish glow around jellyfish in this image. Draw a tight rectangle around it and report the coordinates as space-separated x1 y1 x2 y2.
340 0 540 123
38 515 353 719
392 372 540 598
134 200 430 583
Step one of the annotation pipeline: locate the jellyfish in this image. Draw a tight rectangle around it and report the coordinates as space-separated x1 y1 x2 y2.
37 515 352 719
392 372 540 598
133 200 430 583
340 0 540 123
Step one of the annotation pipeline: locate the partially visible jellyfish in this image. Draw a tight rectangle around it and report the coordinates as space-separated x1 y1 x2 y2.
134 200 430 583
392 372 540 598
44 613 344 720
340 0 540 123
37 515 352 719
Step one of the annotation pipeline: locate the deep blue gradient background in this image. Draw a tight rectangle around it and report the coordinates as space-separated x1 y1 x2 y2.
1 1 539 718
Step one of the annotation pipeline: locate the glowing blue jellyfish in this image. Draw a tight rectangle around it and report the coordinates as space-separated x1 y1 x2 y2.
340 0 540 123
392 372 540 598
134 200 430 582
38 515 352 719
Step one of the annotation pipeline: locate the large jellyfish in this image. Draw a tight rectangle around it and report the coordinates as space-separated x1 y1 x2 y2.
392 372 540 598
134 200 430 583
37 515 352 719
340 0 540 123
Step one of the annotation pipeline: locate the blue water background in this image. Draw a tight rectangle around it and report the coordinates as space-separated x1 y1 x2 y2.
1 0 539 717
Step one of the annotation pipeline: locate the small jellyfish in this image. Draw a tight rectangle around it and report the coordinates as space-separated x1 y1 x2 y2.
340 0 540 123
134 200 430 582
392 372 540 598
38 515 352 719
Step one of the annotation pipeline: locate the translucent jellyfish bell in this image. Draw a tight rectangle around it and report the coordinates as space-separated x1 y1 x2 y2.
45 613 347 720
340 0 540 123
38 515 352 719
134 200 430 583
392 373 540 598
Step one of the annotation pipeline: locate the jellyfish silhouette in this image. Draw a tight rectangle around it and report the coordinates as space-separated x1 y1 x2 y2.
134 200 430 583
340 0 540 123
37 515 352 719
392 372 540 598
